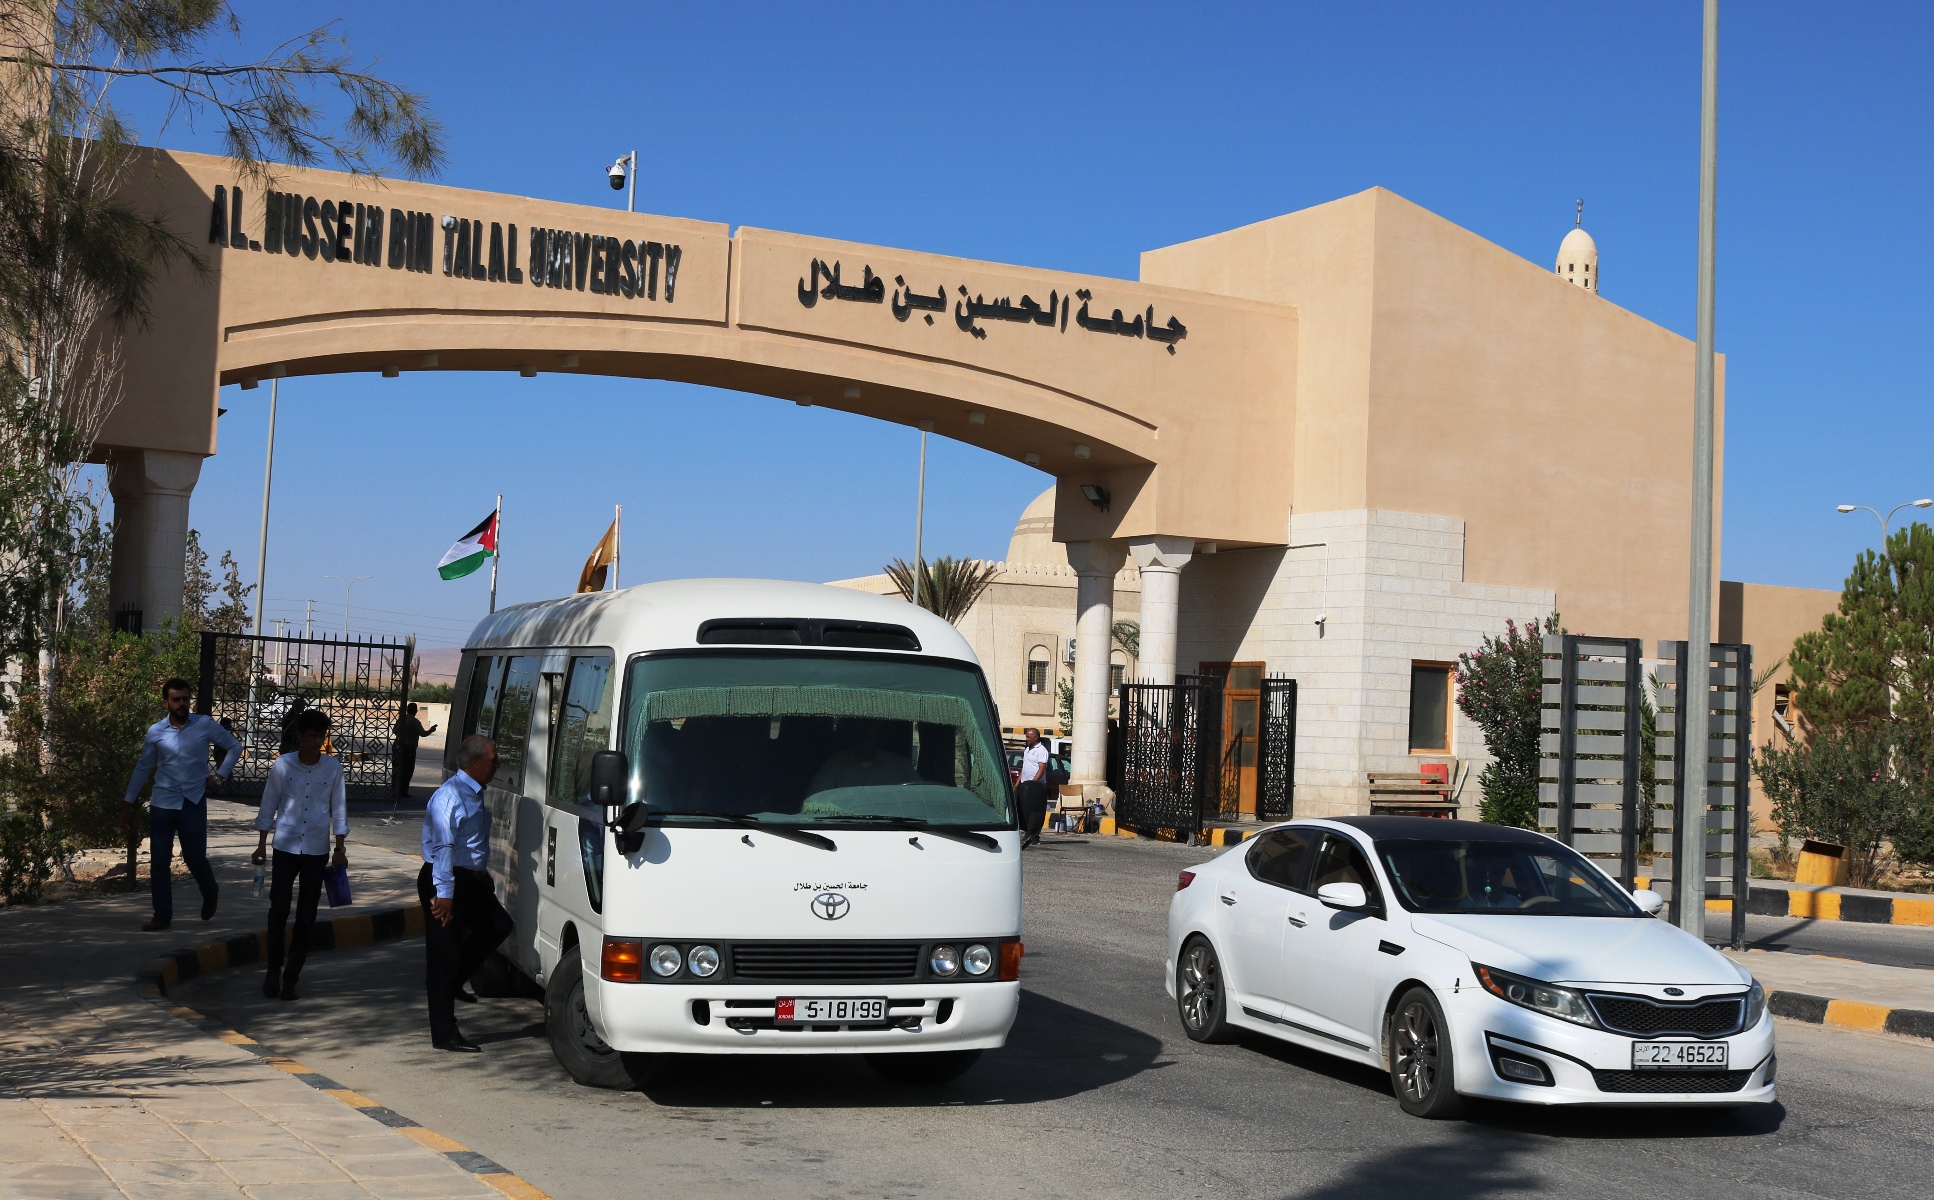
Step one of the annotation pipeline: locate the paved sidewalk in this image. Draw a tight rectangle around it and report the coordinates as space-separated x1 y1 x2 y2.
0 804 504 1200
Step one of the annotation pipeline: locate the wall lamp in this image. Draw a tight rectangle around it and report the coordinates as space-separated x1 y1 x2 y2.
1080 484 1110 512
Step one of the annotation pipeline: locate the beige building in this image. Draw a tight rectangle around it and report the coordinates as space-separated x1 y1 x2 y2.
88 150 1841 820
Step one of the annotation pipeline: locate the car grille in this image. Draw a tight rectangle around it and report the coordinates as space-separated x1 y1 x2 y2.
1587 993 1745 1037
728 941 922 982
1592 1069 1754 1094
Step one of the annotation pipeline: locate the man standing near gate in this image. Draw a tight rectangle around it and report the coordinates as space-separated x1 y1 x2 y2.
419 734 514 1052
122 678 242 931
391 702 438 800
1017 727 1050 848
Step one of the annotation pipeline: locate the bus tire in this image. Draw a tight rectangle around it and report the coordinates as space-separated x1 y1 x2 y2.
866 1049 982 1086
544 951 631 1089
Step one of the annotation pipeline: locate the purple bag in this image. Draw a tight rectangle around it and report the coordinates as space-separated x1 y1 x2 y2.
324 863 352 908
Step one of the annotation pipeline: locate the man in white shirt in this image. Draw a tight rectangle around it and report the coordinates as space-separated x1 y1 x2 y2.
252 708 347 1000
1018 727 1050 847
122 677 242 930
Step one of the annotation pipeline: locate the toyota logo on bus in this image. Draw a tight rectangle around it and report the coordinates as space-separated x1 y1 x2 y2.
811 892 851 921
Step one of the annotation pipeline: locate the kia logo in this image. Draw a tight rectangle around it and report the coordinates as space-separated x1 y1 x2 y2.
811 892 850 921
1663 987 1685 997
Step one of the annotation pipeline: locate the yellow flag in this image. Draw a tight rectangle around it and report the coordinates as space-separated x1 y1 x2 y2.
577 518 619 593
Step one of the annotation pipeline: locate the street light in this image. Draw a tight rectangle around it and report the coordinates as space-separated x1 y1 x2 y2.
323 575 372 640
606 151 636 213
1835 498 1934 541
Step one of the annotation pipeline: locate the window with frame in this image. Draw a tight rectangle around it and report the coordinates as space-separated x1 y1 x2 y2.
491 656 542 794
548 654 616 806
1247 826 1313 889
1026 646 1050 694
1408 663 1452 752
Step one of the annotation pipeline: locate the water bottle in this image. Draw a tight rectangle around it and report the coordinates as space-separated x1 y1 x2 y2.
253 861 265 898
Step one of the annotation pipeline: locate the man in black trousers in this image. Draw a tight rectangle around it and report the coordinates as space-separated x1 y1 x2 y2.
418 735 514 1052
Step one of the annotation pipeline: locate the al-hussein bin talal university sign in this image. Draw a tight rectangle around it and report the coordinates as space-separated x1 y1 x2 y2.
202 180 1193 357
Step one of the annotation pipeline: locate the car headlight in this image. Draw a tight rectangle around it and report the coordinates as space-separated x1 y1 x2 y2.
649 944 683 977
1475 964 1597 1028
1744 979 1765 1027
962 943 993 976
687 944 720 978
930 944 961 977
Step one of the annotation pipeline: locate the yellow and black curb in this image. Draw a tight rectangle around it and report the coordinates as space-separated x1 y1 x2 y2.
1766 989 1934 1043
132 904 557 1199
1098 818 1252 847
1746 886 1934 927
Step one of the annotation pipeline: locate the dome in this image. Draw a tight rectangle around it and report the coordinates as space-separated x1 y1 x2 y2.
1555 225 1599 293
1005 486 1066 566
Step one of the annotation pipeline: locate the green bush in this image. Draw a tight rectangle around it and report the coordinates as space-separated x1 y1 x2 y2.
410 682 455 704
1455 615 1559 829
1754 729 1926 888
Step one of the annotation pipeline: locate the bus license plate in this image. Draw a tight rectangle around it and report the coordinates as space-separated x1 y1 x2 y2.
776 997 888 1024
1631 1041 1728 1070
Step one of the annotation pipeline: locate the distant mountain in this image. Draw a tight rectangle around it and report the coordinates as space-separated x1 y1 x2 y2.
414 645 462 684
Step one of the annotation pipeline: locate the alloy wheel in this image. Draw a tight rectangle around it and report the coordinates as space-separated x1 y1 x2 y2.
1180 942 1220 1032
1393 998 1441 1104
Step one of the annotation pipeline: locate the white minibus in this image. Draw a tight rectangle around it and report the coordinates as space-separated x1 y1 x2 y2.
446 579 1023 1088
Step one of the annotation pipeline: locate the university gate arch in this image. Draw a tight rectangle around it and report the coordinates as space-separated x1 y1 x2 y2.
99 149 1299 786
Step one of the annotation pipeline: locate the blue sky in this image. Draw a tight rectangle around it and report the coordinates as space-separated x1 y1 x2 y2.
110 2 1934 649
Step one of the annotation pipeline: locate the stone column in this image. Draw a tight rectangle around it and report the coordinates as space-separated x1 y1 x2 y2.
1127 536 1195 686
1065 540 1126 787
107 448 205 632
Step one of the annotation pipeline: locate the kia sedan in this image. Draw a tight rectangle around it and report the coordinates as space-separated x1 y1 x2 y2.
1165 816 1774 1117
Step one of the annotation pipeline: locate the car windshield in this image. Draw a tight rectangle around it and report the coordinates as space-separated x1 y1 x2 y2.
1376 838 1641 917
621 651 1011 827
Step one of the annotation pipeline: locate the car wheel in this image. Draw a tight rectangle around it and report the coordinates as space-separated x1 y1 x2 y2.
867 1050 982 1085
1388 986 1471 1119
1176 936 1237 1044
544 950 632 1089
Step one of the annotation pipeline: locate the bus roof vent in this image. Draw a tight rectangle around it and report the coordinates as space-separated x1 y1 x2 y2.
695 618 920 653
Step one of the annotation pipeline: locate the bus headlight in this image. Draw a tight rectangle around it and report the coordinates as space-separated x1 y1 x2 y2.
687 945 721 978
930 944 961 976
649 944 683 977
963 944 993 976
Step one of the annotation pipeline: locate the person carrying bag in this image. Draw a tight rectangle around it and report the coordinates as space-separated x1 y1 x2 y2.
252 707 348 1001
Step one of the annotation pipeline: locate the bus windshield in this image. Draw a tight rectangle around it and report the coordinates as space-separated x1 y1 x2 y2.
621 652 1012 828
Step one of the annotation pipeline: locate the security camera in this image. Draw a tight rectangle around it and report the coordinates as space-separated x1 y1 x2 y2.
607 161 626 190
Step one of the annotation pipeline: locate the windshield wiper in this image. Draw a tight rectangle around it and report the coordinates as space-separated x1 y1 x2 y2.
685 812 837 852
820 814 1001 852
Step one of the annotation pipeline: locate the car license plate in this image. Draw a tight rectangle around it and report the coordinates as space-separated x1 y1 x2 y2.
776 997 888 1024
1631 1040 1729 1070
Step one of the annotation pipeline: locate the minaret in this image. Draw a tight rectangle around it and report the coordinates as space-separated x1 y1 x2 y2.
1555 199 1599 293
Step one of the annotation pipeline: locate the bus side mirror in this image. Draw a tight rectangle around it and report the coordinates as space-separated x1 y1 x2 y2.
590 749 629 807
614 801 651 855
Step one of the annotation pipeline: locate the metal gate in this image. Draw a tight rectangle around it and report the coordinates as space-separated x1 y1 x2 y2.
1255 676 1297 821
196 631 415 801
1114 676 1222 839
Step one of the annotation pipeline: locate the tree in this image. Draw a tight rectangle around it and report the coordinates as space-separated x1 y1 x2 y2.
0 3 442 713
884 556 1002 625
1455 614 1560 829
1754 728 1926 888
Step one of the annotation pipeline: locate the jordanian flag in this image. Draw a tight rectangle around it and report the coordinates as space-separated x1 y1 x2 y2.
438 511 498 580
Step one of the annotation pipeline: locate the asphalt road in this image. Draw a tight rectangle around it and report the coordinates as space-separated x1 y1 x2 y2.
174 826 1934 1200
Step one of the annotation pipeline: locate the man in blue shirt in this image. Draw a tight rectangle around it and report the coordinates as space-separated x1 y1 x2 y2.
418 734 514 1052
122 678 243 931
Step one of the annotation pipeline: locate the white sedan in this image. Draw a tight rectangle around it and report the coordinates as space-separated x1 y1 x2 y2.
1166 816 1775 1117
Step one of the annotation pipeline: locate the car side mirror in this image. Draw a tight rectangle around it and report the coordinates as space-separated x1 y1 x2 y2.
1631 888 1665 916
1317 881 1368 911
589 749 628 808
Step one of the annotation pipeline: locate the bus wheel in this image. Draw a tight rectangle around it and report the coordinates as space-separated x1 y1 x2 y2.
866 1050 981 1086
544 951 631 1089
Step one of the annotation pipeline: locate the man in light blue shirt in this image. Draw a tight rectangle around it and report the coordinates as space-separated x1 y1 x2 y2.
417 734 514 1051
122 677 242 931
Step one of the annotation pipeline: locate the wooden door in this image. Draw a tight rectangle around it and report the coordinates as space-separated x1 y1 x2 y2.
1201 663 1264 817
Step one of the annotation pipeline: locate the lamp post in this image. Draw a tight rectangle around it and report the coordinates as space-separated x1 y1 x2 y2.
913 421 932 609
1835 499 1934 542
607 151 636 213
323 575 372 640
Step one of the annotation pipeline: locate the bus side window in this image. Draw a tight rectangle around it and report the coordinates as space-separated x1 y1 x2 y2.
452 654 498 771
550 655 615 805
492 657 542 794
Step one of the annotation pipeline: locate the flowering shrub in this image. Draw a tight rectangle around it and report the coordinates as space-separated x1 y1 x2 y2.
1455 615 1559 829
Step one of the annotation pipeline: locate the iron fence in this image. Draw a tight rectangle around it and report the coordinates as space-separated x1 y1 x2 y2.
1255 676 1297 821
196 631 415 801
1114 676 1222 839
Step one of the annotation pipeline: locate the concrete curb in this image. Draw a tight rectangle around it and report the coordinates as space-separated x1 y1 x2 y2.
1767 988 1934 1043
132 901 557 1199
1097 818 1253 847
135 903 427 995
1745 883 1934 926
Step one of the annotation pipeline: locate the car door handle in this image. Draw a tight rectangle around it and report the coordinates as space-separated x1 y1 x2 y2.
1220 894 1237 906
1286 914 1307 927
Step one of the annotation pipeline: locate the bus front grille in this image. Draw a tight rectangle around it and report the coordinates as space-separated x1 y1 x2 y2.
729 942 923 982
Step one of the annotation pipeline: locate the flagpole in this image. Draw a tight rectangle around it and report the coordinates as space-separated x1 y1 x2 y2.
613 504 622 590
489 494 501 614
